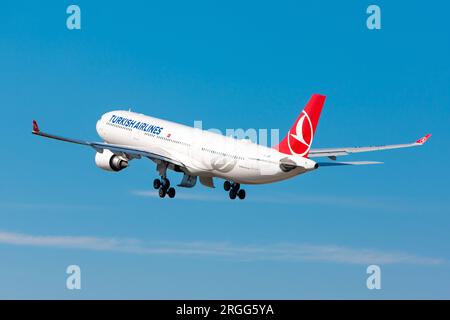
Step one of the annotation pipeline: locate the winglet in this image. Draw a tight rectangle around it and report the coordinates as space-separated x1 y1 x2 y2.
32 120 40 133
416 134 431 145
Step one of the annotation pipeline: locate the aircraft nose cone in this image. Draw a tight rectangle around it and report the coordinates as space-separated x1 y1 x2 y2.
96 118 105 138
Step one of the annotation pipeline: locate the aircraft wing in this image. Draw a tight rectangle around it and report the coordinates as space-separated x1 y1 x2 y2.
308 134 431 159
31 120 186 168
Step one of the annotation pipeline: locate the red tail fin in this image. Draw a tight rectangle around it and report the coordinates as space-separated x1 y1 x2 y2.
274 94 326 157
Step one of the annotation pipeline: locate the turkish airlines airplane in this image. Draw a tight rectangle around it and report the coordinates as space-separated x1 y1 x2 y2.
32 94 431 200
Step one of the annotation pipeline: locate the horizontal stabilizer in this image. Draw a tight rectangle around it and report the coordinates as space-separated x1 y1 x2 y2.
318 161 383 167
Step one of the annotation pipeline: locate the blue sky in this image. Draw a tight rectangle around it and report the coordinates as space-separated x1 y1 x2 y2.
0 0 449 299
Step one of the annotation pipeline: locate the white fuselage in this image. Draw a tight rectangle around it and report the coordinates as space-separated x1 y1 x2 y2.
96 110 317 184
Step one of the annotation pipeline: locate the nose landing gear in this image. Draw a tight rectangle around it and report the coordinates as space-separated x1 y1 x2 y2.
154 177 176 199
224 181 246 200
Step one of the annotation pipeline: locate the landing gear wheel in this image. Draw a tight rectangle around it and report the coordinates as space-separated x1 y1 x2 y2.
158 188 166 198
224 181 231 191
232 182 240 191
167 187 176 198
237 189 246 200
153 179 161 189
161 177 170 190
229 189 237 200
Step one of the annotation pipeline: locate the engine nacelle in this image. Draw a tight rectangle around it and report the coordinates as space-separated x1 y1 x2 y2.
95 149 128 172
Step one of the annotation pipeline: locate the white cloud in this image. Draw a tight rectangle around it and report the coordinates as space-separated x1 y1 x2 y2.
0 231 443 265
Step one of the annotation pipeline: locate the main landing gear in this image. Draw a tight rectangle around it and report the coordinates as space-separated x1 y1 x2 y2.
153 177 176 199
224 181 246 200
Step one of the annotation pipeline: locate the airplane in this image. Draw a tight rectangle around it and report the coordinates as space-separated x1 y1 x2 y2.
32 94 431 200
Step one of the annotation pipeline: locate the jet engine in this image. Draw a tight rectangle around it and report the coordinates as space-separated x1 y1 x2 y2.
95 149 128 172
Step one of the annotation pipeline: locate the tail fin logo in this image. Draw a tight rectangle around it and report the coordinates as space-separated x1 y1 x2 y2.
273 94 325 157
287 110 313 156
